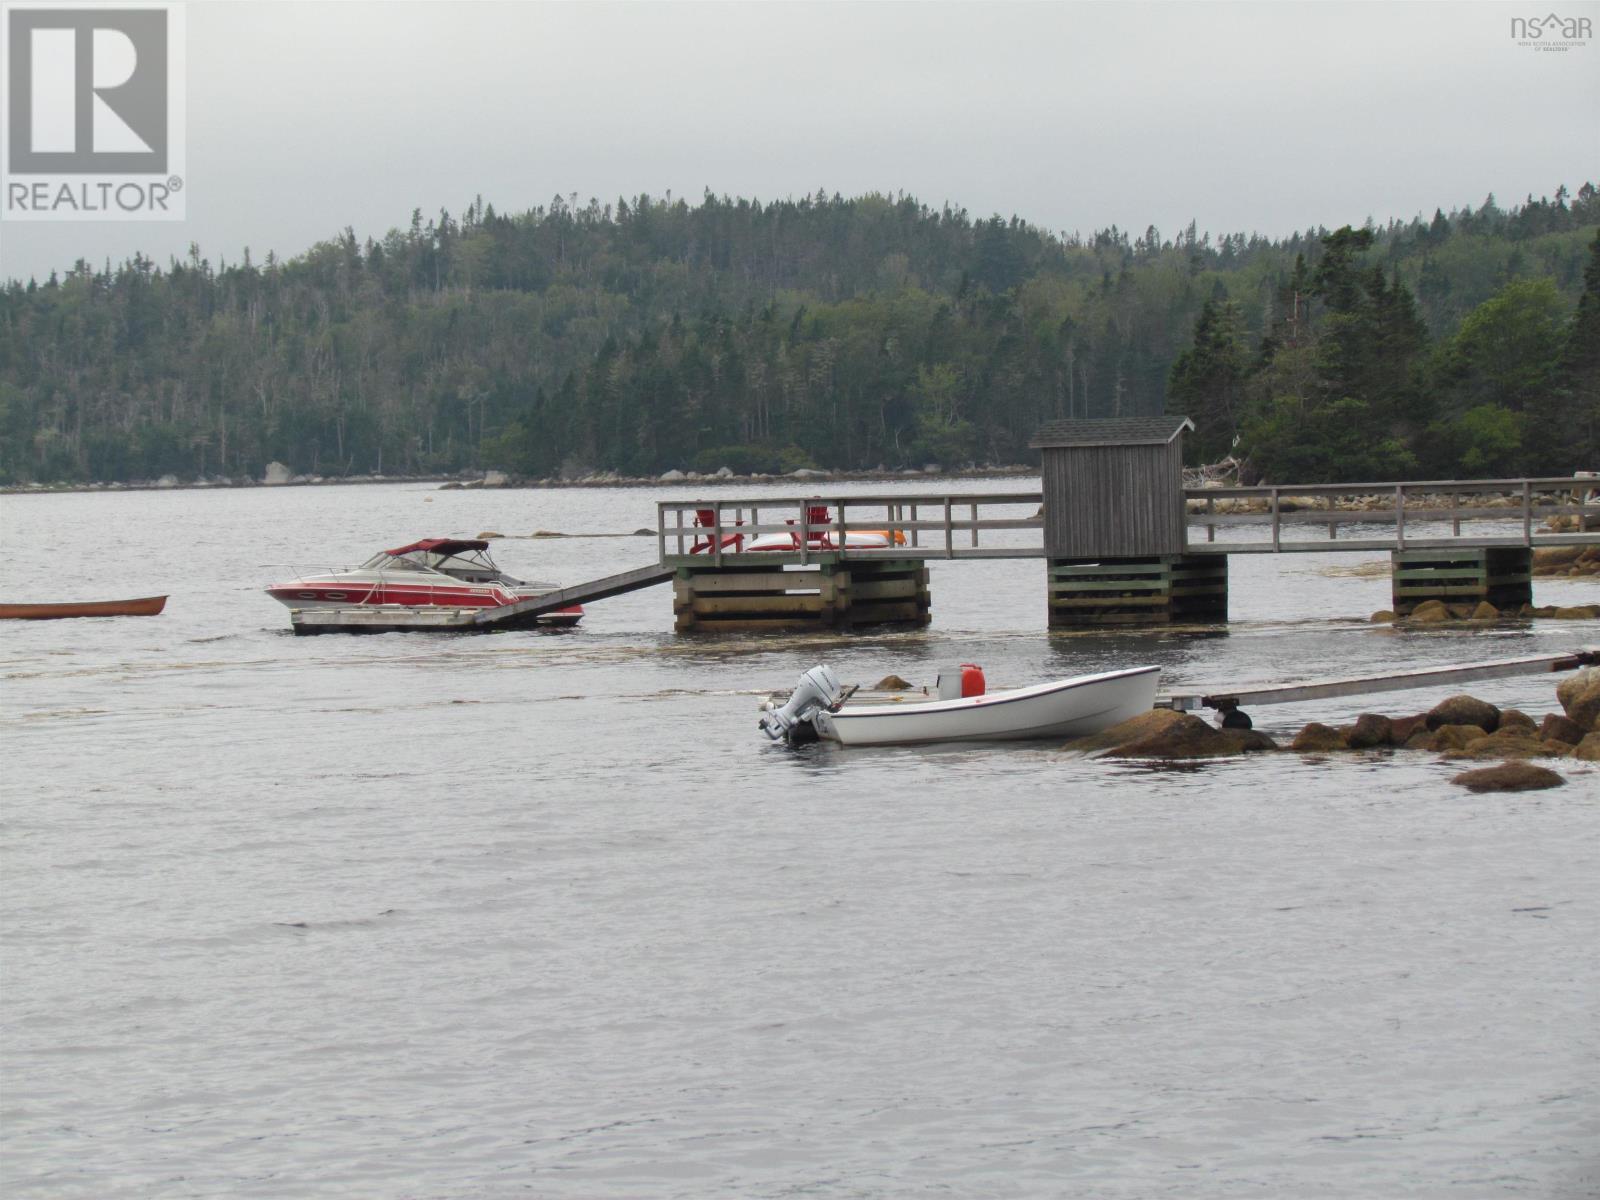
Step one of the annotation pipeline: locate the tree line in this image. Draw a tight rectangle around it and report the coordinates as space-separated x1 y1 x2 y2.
1 186 1596 485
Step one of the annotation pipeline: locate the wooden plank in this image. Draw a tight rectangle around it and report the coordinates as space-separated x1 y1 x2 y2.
1049 594 1172 608
1160 650 1599 711
848 600 926 623
850 578 920 600
1049 579 1170 594
1050 562 1170 577
1394 585 1494 597
680 570 825 593
682 617 828 633
691 594 826 616
1190 504 1589 526
1190 534 1595 554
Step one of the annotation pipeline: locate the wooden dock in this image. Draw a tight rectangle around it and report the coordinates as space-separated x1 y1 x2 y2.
652 464 1596 631
655 478 1598 563
292 431 1599 636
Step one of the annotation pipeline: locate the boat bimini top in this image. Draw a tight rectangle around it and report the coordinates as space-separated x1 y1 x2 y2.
366 539 517 584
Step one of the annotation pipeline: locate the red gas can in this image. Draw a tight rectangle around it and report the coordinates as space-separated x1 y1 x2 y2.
959 663 985 697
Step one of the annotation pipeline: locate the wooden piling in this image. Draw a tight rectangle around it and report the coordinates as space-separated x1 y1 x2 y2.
673 558 930 633
1390 547 1532 615
1047 555 1228 627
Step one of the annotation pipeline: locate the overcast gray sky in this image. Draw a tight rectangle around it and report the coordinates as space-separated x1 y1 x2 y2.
2 0 1596 283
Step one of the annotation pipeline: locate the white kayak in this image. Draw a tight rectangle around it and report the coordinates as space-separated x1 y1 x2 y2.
760 664 1161 746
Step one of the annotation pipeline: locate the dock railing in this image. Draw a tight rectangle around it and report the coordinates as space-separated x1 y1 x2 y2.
1187 476 1599 553
657 493 1045 564
658 476 1599 564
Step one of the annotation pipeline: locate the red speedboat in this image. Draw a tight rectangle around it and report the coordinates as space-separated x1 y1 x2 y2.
265 538 582 626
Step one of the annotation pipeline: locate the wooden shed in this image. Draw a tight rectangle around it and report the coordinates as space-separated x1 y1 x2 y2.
1029 416 1195 559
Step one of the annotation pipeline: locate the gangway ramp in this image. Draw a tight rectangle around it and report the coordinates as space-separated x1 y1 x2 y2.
472 562 675 625
1159 648 1598 715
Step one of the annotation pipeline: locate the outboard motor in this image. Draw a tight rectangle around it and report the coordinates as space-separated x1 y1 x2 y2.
759 664 847 743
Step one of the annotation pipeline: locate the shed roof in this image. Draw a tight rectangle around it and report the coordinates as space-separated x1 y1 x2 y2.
1029 416 1195 449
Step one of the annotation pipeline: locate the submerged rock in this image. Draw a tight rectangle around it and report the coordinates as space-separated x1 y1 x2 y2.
1063 708 1189 756
1291 723 1349 752
1103 712 1266 760
1539 713 1585 745
1063 710 1274 759
1389 714 1430 745
1408 599 1452 623
1450 762 1567 793
1498 709 1537 734
1451 730 1561 760
1557 667 1600 731
1433 723 1490 752
1574 733 1600 761
1218 728 1279 754
1425 695 1500 733
1347 713 1394 749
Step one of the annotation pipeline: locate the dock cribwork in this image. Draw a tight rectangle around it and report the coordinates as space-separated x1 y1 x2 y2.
673 557 930 633
1047 555 1228 627
1390 547 1533 616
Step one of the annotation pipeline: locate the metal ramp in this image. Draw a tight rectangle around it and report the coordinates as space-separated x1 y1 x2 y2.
1159 648 1598 714
471 562 675 625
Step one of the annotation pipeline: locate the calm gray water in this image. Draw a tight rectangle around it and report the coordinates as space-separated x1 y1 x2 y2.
3 480 1598 1199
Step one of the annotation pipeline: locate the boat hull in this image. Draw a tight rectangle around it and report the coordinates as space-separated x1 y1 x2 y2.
265 581 581 627
287 604 583 634
266 581 524 609
812 666 1160 746
0 595 168 619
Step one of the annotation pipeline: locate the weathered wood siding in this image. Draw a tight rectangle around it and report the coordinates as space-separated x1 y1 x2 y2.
1041 441 1186 558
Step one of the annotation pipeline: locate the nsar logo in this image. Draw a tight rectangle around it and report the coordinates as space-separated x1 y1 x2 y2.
1510 11 1593 50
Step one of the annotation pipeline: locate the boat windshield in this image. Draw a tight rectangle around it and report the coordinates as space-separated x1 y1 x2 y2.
375 547 512 582
422 548 506 581
358 551 432 572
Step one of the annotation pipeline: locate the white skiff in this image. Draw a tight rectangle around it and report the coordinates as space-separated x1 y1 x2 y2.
760 664 1160 746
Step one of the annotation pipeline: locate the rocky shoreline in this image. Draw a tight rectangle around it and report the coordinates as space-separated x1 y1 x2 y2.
0 462 1038 497
1061 667 1600 791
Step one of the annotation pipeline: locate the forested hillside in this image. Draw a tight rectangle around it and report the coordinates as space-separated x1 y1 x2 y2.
2 187 1596 486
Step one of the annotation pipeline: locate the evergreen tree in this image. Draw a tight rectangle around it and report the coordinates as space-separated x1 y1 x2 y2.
1167 299 1247 462
1556 228 1600 471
